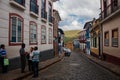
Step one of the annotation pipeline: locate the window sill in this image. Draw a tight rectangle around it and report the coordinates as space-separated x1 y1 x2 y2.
9 42 22 46
48 43 53 44
104 45 109 47
10 0 25 10
30 12 39 18
49 22 53 26
112 45 118 47
41 18 47 23
41 43 46 44
29 42 37 45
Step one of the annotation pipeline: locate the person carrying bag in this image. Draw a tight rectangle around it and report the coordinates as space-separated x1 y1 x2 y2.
0 44 8 73
4 58 9 66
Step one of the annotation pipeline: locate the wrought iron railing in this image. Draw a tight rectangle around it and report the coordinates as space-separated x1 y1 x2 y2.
101 1 120 19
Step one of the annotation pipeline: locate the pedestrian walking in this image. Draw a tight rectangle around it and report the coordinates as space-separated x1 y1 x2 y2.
19 43 26 73
32 46 40 78
0 44 8 73
27 47 34 71
58 43 62 57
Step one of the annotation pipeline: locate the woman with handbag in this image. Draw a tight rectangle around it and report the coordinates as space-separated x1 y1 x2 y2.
27 47 34 71
0 44 8 73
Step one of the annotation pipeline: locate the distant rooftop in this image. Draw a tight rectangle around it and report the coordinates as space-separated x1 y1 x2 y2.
51 0 59 2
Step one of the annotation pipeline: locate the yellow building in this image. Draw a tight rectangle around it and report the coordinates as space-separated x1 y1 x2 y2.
90 18 101 58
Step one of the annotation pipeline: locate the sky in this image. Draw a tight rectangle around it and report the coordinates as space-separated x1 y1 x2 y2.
53 0 100 31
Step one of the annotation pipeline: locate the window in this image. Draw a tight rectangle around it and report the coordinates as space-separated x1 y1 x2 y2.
113 0 118 6
10 0 25 6
42 0 46 9
48 2 52 16
93 37 97 48
104 31 109 46
49 28 52 44
41 0 47 19
103 0 107 17
41 25 46 44
30 21 37 44
9 13 23 45
93 32 97 48
111 0 118 12
91 36 93 47
112 29 118 47
30 0 39 15
48 2 53 23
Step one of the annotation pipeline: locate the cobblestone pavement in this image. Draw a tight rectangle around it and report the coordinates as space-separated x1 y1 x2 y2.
23 51 120 80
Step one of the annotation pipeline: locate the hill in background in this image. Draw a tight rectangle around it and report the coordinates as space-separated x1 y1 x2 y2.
64 30 80 43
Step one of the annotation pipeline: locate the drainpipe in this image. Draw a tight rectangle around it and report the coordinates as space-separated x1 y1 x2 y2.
100 22 103 60
100 0 104 60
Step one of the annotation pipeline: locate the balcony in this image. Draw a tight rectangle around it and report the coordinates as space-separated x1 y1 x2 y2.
49 15 54 25
30 0 39 18
10 0 25 10
101 1 120 22
41 9 47 22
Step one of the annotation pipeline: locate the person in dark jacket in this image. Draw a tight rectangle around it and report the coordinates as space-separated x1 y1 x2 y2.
19 43 26 73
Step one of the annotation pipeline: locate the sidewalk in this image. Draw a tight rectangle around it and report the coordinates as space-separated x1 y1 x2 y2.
80 51 120 76
0 54 64 80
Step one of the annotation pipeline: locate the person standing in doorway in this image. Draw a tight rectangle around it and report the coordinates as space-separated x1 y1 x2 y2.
19 43 26 73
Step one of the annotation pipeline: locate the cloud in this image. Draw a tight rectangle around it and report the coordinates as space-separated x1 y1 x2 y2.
53 0 100 31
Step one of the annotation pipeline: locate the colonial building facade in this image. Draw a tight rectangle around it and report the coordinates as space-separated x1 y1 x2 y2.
100 0 120 65
83 21 92 55
53 9 61 57
58 28 64 54
0 0 59 70
78 30 86 53
90 18 101 58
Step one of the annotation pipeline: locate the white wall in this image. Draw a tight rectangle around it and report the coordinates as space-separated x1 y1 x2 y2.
0 0 54 59
103 14 120 58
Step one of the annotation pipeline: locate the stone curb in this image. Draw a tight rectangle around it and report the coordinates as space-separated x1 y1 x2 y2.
81 52 120 76
13 57 63 80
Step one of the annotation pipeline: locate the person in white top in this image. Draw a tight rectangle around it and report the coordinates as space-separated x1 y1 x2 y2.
32 46 40 78
27 47 34 71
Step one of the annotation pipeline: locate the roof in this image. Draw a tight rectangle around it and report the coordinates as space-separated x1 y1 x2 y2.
53 9 61 21
58 28 64 34
77 29 85 34
78 30 86 34
51 0 59 2
83 21 92 29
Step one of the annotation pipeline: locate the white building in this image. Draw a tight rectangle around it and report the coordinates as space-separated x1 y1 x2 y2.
78 30 86 53
100 0 120 65
0 0 58 70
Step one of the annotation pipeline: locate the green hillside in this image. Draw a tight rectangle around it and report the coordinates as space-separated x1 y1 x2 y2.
64 30 80 43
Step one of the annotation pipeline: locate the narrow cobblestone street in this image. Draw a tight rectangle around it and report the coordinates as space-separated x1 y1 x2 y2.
23 51 120 80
